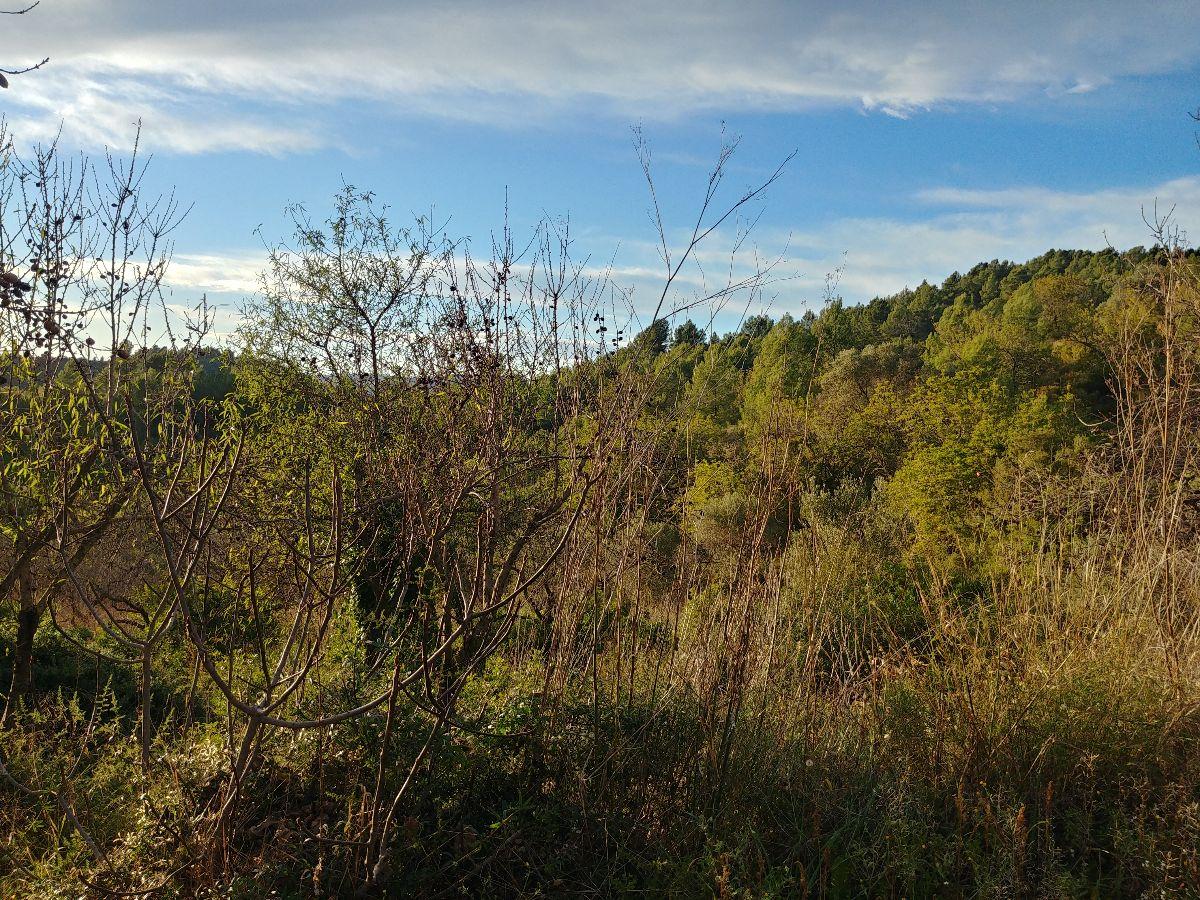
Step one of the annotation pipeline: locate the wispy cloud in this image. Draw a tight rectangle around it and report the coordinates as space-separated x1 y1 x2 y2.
166 252 267 295
6 64 327 155
784 176 1200 306
149 174 1200 338
599 175 1200 322
4 0 1199 154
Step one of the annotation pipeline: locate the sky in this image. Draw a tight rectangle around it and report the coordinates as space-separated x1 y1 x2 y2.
2 0 1200 337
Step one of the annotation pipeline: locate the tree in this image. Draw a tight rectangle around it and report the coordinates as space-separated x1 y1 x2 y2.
682 344 743 430
630 317 669 356
672 319 705 348
237 188 654 878
738 314 773 340
1 130 189 725
741 315 817 442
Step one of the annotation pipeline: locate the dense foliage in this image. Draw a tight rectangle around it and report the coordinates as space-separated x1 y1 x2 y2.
2 133 1199 898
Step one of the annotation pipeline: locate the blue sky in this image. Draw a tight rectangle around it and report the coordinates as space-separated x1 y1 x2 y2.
3 0 1200 337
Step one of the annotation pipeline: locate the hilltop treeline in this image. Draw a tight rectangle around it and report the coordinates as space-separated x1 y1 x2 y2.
2 139 1199 898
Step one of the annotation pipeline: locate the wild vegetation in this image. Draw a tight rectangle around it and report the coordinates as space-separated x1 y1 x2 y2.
1 126 1199 898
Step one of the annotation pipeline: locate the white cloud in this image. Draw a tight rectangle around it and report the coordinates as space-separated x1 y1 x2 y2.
783 176 1200 307
5 64 327 155
600 175 1200 324
1 0 1198 154
137 174 1200 340
167 252 267 295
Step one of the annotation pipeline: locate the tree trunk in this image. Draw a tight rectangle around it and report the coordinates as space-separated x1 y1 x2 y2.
3 565 40 726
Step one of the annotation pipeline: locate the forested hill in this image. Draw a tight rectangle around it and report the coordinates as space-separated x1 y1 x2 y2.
197 243 1190 577
680 245 1159 358
818 246 1151 345
579 245 1188 577
5 232 1199 895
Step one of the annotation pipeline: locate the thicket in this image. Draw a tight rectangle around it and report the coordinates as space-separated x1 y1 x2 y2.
1 128 1199 898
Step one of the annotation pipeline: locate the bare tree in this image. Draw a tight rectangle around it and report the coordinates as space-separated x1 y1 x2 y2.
633 126 796 327
1 127 795 890
0 128 189 725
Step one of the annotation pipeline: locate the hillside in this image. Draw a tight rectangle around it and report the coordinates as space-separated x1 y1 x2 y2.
5 209 1199 896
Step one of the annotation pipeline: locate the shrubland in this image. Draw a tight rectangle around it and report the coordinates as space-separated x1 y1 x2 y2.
1 130 1199 898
